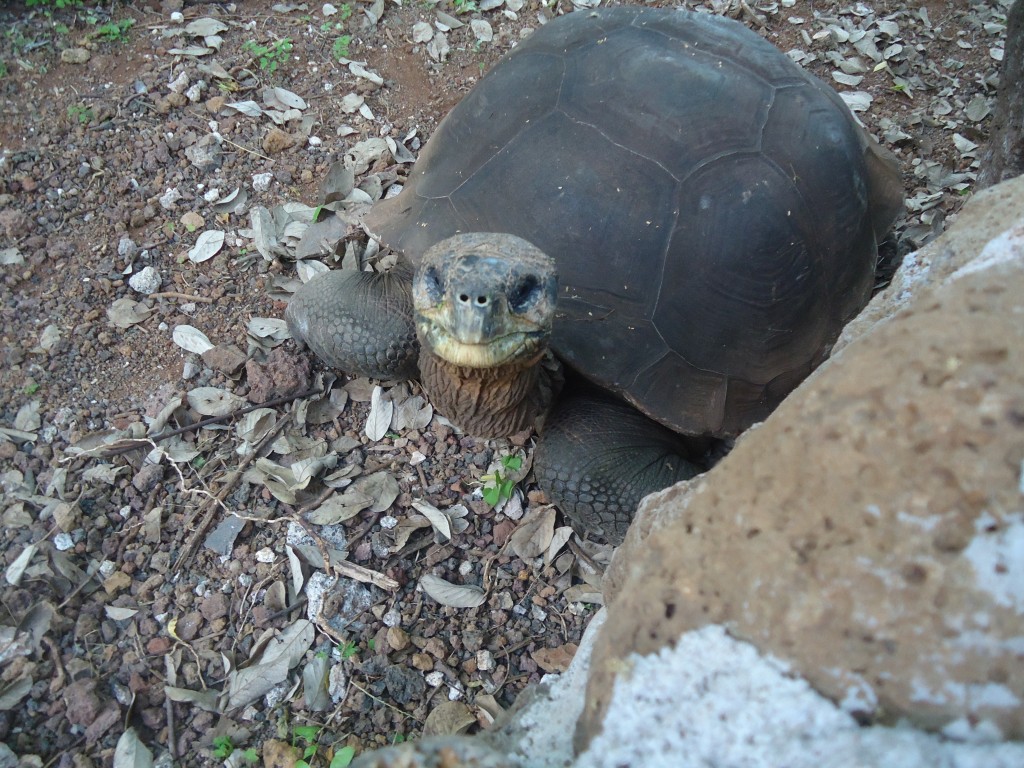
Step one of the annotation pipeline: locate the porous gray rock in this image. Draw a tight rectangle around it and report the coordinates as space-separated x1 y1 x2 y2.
580 177 1024 746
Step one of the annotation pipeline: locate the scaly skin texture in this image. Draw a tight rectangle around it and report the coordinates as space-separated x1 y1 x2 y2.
285 262 418 381
534 395 699 544
419 346 563 437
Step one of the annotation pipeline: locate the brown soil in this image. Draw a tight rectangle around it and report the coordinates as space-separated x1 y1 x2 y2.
0 0 1006 764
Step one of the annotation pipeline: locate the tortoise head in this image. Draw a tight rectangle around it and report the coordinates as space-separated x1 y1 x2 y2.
413 233 557 370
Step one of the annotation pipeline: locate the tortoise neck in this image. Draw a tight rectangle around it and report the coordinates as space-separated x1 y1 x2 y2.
418 347 563 437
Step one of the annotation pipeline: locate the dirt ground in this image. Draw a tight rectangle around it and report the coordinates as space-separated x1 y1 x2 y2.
0 0 1009 765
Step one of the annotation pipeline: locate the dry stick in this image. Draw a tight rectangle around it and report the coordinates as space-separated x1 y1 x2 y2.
149 291 216 303
164 655 178 761
348 679 417 722
97 387 322 459
173 414 293 572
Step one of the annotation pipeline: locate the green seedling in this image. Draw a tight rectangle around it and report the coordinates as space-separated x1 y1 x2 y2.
212 736 234 760
67 103 93 124
332 35 352 61
453 0 478 13
92 18 134 43
212 735 257 762
293 725 321 768
242 38 293 74
337 639 359 659
482 454 523 507
23 382 40 395
26 0 84 8
331 746 356 768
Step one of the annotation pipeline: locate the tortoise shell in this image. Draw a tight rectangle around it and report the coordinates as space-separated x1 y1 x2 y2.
364 7 902 436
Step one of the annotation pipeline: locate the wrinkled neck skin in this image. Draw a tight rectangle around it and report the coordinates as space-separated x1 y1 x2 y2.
418 347 563 437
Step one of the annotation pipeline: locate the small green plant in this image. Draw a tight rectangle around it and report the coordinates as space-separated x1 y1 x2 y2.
212 735 257 762
26 0 84 8
293 725 321 768
330 746 356 768
92 18 134 43
482 454 522 507
453 0 478 13
0 62 8 79
337 3 354 21
67 103 93 124
336 639 359 660
331 35 352 61
242 38 293 74
23 383 40 395
212 736 234 760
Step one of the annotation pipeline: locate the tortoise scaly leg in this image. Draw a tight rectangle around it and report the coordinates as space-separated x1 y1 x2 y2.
534 394 701 545
285 262 419 380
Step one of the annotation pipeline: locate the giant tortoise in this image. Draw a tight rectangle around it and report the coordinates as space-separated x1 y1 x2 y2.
286 7 903 543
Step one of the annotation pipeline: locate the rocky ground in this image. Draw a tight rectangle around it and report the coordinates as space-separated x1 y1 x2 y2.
0 0 1011 765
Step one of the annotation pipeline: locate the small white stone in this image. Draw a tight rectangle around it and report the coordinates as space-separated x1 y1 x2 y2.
117 236 137 259
170 11 184 23
54 533 75 551
252 172 273 193
168 71 190 94
158 187 182 209
129 266 162 295
308 136 323 147
426 671 445 687
185 82 204 103
477 650 496 671
380 515 399 530
255 547 276 563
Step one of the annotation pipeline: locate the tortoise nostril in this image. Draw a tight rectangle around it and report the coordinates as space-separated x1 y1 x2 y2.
476 295 488 306
459 293 470 304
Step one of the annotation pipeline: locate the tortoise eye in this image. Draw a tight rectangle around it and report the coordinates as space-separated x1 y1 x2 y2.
508 274 541 313
421 265 444 304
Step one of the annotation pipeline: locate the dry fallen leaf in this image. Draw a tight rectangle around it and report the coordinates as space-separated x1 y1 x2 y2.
173 324 214 354
509 506 557 560
412 500 452 540
187 386 246 417
530 643 578 673
107 298 153 328
113 727 154 768
419 574 486 608
187 229 225 263
423 700 477 737
365 386 393 441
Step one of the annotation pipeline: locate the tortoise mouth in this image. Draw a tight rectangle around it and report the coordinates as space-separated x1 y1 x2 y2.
417 316 548 369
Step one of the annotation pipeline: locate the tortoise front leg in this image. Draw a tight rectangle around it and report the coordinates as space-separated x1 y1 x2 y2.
285 263 419 380
534 394 701 545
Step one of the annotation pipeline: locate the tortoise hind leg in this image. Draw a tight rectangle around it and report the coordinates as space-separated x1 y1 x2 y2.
285 262 419 380
534 394 701 545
